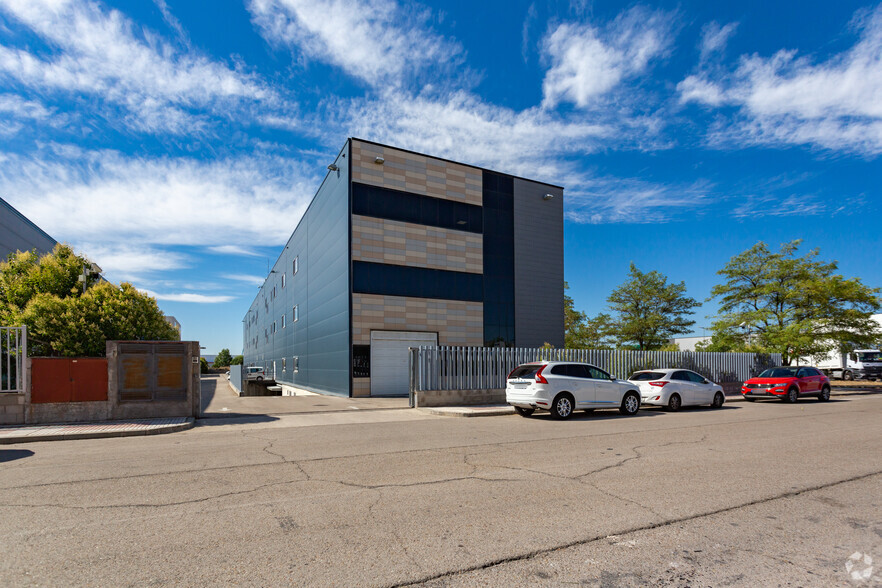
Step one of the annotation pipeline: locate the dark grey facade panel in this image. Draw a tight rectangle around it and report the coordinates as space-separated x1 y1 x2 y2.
513 178 564 348
243 144 351 396
0 197 57 260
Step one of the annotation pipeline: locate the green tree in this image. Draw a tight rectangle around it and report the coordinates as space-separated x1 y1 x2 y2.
564 282 586 347
707 240 880 364
1 244 177 356
213 348 233 368
230 355 243 366
607 263 700 350
200 357 209 374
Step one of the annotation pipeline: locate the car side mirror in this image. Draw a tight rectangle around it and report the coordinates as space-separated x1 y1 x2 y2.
610 376 616 381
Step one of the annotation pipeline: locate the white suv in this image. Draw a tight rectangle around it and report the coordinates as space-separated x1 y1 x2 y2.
506 361 641 419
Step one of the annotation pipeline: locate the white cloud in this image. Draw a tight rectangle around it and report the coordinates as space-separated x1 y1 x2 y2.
208 245 262 257
223 273 267 286
247 0 462 87
72 243 190 282
699 21 738 62
141 289 235 304
0 148 319 248
679 7 882 156
0 0 278 134
565 177 711 224
541 6 674 108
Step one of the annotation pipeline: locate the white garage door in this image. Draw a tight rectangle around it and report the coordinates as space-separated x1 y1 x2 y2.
370 331 438 397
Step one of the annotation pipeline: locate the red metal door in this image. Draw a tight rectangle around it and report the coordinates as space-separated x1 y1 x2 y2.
30 358 72 403
70 358 108 402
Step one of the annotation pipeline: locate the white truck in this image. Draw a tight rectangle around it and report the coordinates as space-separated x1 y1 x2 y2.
815 349 882 381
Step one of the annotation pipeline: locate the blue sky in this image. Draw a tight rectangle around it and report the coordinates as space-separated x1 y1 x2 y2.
1 0 880 353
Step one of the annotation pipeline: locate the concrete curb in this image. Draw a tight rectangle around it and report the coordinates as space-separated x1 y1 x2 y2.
0 418 195 445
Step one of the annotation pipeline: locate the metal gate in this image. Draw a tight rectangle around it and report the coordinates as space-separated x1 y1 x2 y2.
1 326 27 394
118 342 188 402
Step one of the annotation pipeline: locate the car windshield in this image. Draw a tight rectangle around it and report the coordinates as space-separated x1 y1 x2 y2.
509 365 542 379
758 367 799 378
630 371 665 381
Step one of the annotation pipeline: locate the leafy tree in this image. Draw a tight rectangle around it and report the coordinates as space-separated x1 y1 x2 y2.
1 244 177 356
568 312 616 349
231 355 243 366
607 263 700 350
707 240 880 364
200 357 209 374
563 282 585 347
213 348 233 368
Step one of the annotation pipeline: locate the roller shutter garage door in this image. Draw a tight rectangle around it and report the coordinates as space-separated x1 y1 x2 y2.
370 331 438 396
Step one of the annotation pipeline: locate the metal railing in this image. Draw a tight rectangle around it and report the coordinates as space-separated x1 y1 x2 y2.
409 346 782 395
1 326 27 394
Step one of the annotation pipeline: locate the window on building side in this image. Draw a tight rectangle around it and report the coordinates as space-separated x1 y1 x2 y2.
282 273 286 288
282 314 286 329
293 356 299 373
293 256 299 276
293 304 299 322
282 357 286 372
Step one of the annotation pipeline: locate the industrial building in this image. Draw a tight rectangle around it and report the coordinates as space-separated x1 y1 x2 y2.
243 139 564 397
1 196 57 260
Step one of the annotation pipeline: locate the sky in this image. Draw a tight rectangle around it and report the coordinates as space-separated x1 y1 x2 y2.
1 0 881 354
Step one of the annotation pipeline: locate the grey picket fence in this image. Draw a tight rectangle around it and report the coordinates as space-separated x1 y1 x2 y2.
409 346 781 393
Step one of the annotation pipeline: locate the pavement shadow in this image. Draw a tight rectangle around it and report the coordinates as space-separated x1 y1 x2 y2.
0 449 34 462
196 414 281 427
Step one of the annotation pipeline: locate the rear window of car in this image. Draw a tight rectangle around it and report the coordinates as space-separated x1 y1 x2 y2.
630 371 664 381
509 365 542 379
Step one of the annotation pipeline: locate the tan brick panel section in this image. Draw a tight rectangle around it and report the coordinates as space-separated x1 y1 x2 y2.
352 294 483 346
352 378 371 398
351 140 482 206
351 215 483 274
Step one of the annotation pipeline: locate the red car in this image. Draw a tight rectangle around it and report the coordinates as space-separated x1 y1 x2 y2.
741 366 831 402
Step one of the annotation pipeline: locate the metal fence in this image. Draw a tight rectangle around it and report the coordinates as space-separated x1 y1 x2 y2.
409 346 782 393
1 326 27 394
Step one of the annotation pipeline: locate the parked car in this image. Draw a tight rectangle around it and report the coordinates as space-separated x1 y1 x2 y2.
244 366 266 381
506 361 641 419
741 366 831 402
628 369 726 411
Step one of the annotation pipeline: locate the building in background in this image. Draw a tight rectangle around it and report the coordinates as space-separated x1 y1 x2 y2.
243 138 564 398
1 196 57 260
164 316 182 341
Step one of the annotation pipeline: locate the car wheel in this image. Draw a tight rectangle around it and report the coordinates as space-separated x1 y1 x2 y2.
818 386 831 402
514 406 535 417
550 394 574 420
620 392 640 415
256 376 263 381
711 392 725 408
843 370 854 381
667 393 682 412
785 387 799 403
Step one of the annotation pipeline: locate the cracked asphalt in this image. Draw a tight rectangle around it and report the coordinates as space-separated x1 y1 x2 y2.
1 394 880 586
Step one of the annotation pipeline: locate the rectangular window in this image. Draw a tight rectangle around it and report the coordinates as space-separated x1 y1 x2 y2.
293 304 299 322
352 261 483 302
292 356 299 373
482 170 515 347
293 256 299 275
282 314 286 329
281 273 286 288
352 182 483 233
282 357 286 372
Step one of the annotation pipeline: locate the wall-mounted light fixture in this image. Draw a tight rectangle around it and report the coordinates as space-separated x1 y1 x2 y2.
543 193 555 200
374 156 385 164
327 163 339 171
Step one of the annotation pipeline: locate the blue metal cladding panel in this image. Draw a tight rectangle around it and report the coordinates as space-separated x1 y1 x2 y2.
0 197 57 259
242 143 351 396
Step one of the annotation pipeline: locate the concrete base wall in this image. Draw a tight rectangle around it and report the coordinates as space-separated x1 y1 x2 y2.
0 393 26 425
414 388 505 407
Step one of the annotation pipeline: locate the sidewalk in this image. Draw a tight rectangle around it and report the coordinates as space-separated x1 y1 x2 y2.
0 417 194 444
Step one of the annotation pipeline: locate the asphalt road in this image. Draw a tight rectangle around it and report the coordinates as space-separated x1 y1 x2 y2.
1 394 881 587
